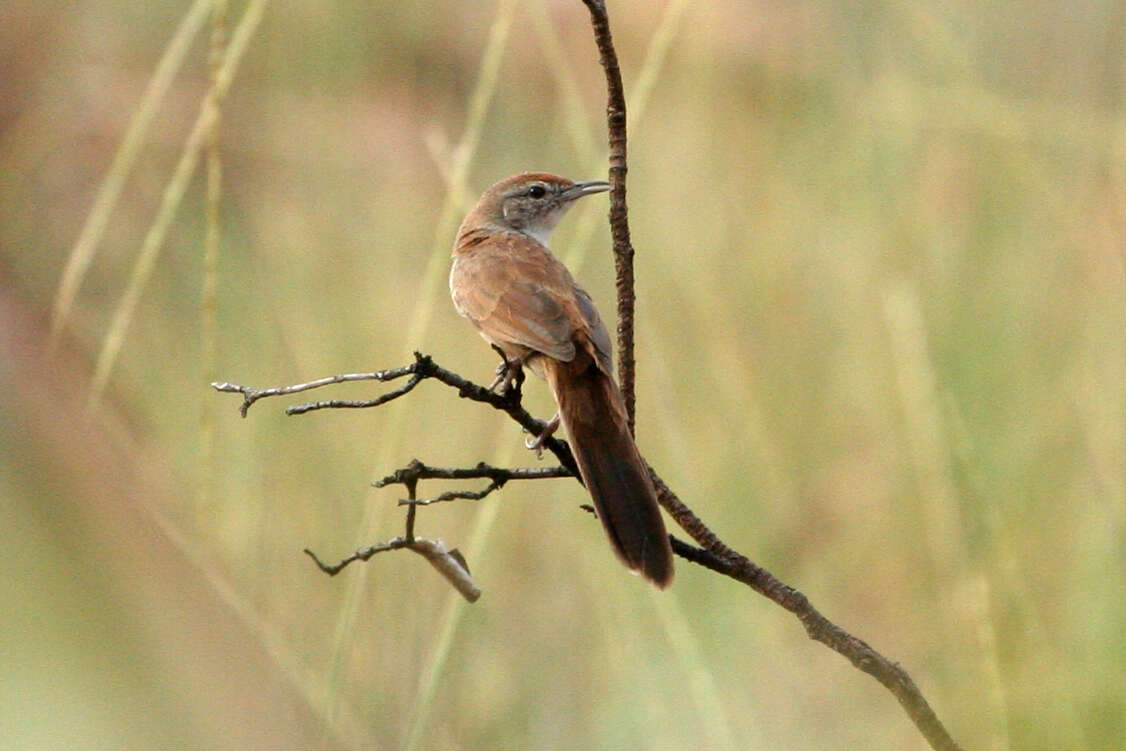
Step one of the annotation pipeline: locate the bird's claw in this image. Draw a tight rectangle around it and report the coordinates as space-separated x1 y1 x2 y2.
524 434 545 459
525 413 560 459
487 345 524 396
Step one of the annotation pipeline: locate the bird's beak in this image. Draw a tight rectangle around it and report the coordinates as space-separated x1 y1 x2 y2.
563 180 611 201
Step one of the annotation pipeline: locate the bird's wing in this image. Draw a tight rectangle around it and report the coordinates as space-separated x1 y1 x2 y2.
573 285 614 375
451 232 581 362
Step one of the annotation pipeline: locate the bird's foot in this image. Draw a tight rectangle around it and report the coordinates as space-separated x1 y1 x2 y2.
488 345 524 397
525 412 560 459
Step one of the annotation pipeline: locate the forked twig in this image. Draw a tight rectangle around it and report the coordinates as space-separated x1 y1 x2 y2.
302 460 481 602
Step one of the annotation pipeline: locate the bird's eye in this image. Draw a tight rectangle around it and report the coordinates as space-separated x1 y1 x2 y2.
527 184 547 198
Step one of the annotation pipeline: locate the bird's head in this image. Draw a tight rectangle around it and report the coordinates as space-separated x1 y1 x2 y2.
467 172 610 246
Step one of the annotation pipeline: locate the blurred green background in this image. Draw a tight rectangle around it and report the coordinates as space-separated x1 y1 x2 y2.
3 0 1124 748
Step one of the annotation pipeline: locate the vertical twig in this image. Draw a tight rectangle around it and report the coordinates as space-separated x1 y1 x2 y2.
581 0 638 435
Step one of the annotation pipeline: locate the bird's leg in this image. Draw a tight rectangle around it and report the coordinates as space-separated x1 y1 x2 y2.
525 412 560 459
487 344 524 396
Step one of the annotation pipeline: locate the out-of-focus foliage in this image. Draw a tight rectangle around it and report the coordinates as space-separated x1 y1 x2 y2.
2 1 1124 749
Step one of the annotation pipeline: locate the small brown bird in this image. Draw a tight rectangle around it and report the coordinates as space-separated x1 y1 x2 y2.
449 172 674 588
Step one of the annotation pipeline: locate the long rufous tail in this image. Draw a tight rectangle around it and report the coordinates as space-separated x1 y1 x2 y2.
545 357 674 588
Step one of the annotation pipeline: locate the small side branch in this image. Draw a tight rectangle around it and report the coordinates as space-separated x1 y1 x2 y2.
375 459 573 506
213 352 580 477
285 374 423 415
305 538 480 603
212 364 421 417
302 456 508 604
301 457 573 604
305 538 408 575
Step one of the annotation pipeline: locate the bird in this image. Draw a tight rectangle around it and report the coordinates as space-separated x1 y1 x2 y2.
449 172 674 588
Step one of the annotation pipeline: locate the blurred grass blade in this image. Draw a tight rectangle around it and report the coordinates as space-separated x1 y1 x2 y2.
625 0 689 140
654 592 741 751
562 0 688 272
197 0 228 518
529 1 599 166
316 1 520 744
86 0 268 414
881 279 962 565
146 507 361 750
422 126 475 215
48 0 213 352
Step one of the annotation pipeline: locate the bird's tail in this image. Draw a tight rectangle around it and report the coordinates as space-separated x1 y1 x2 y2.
545 357 674 588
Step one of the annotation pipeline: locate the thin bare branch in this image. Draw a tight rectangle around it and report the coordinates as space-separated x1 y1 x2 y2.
284 375 424 415
303 462 483 602
211 362 420 417
581 0 638 435
213 352 579 477
304 538 480 603
304 538 408 575
374 459 573 506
